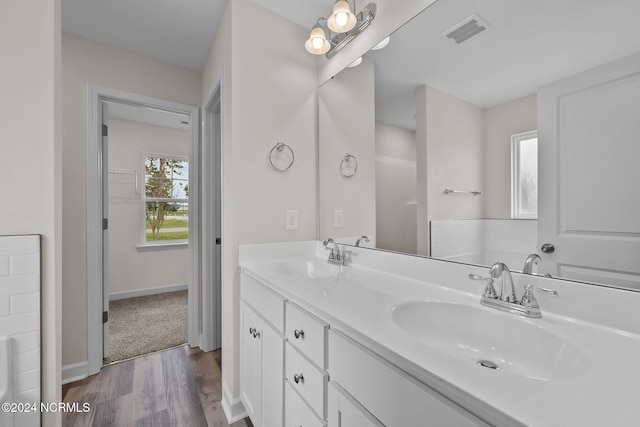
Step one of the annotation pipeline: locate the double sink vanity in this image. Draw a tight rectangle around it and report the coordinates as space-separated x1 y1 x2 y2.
239 241 640 426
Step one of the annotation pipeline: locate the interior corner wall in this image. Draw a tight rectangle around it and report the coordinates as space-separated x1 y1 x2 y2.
200 0 318 401
483 94 537 218
61 33 201 369
318 56 376 240
200 0 234 400
0 1 62 426
107 119 189 297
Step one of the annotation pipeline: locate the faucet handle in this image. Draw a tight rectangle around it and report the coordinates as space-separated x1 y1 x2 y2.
520 285 540 310
468 274 498 299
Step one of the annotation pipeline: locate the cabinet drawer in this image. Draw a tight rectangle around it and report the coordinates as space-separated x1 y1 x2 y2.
285 381 324 427
286 342 327 419
286 302 328 369
241 272 285 332
328 330 489 427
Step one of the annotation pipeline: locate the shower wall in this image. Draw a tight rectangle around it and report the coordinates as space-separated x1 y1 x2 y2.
0 235 41 427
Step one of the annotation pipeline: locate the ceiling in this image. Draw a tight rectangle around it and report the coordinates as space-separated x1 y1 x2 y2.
62 0 228 71
62 0 640 130
366 0 640 129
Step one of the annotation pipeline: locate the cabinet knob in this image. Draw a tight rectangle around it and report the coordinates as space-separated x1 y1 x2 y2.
293 373 304 384
253 330 261 338
249 327 255 335
294 329 305 339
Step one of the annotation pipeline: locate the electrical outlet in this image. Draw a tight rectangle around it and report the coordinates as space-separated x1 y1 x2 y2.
286 210 299 230
333 210 344 228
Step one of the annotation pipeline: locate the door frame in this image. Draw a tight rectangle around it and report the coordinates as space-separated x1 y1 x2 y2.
87 84 200 375
201 80 223 351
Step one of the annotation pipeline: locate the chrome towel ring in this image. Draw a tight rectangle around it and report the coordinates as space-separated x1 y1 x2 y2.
340 153 358 177
269 142 294 171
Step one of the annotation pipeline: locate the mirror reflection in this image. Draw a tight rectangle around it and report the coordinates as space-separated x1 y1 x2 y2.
318 0 640 290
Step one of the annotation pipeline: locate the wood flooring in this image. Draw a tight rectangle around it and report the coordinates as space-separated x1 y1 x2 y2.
62 345 253 427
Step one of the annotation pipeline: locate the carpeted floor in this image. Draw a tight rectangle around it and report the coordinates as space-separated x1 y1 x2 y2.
104 290 188 364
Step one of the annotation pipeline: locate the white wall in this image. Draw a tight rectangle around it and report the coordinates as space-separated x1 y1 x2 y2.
417 86 484 255
0 2 61 426
61 33 201 368
375 122 417 254
483 95 537 218
319 57 376 240
107 119 188 297
200 0 318 406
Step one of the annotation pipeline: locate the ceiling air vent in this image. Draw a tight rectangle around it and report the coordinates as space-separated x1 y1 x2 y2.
443 13 490 44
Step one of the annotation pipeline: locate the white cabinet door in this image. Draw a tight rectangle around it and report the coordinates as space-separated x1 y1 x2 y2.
240 302 261 424
260 316 284 427
328 383 383 427
538 53 640 289
329 330 490 427
240 301 285 427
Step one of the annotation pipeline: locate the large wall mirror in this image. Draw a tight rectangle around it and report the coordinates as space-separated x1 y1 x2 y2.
318 0 640 291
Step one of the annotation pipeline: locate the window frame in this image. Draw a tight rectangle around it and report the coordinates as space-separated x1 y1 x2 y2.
138 152 189 249
511 130 538 219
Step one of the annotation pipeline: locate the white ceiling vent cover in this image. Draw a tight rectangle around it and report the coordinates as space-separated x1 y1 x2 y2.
443 13 490 44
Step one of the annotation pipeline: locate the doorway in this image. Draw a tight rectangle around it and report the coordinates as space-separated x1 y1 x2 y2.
87 85 202 375
103 101 192 363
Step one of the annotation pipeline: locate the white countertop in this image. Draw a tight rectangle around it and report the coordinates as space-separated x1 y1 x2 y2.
239 241 640 427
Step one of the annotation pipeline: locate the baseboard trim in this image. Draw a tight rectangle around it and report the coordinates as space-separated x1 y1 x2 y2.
221 381 248 424
109 283 188 301
62 361 89 385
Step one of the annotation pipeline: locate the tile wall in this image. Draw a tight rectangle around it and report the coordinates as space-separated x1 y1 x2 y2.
0 235 41 427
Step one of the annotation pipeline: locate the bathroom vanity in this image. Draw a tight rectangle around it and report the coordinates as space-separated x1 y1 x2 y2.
238 241 640 427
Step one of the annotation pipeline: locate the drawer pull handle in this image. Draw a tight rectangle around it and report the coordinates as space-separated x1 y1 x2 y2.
293 373 304 384
294 329 305 339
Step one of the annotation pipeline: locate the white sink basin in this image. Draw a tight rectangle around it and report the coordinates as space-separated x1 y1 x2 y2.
276 260 341 279
391 301 590 380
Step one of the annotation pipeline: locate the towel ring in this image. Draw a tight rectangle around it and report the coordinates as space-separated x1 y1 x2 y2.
340 153 358 177
269 142 294 171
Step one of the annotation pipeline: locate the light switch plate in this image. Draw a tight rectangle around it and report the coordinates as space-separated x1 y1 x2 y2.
286 210 299 230
333 210 344 228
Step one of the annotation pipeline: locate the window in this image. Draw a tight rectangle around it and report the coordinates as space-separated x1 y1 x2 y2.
142 154 189 245
511 131 538 219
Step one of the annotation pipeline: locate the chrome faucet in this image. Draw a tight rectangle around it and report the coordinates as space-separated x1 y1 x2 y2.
522 253 542 275
489 262 517 303
469 260 558 318
355 235 370 247
469 261 557 318
323 238 350 266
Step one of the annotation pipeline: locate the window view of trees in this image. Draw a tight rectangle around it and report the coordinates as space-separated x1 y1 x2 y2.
144 156 189 242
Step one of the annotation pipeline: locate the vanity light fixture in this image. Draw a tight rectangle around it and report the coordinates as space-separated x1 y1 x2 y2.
305 2 377 59
327 0 357 33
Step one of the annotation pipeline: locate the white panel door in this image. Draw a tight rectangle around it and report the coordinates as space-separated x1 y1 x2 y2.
538 53 640 289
